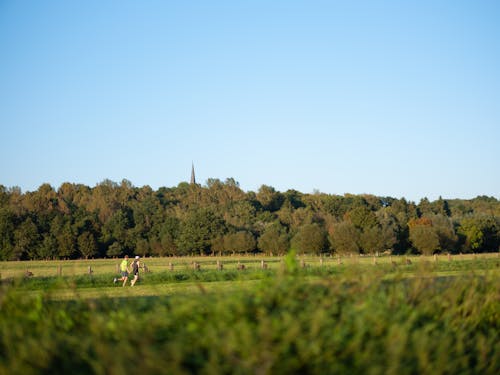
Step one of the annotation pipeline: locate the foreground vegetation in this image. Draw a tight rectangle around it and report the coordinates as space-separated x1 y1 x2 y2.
0 256 498 374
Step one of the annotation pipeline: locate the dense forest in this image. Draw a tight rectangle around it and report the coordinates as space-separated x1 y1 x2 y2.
0 179 499 260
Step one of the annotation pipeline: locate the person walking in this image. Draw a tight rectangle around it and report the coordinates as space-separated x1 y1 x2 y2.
114 255 129 287
130 255 140 286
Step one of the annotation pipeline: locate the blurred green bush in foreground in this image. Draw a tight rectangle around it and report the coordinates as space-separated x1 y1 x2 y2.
0 268 499 375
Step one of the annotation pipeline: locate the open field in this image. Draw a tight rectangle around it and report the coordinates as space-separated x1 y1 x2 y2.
1 252 498 278
0 253 498 299
1 253 499 374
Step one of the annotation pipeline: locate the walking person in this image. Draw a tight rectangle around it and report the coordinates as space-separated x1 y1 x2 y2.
114 255 130 287
130 255 140 286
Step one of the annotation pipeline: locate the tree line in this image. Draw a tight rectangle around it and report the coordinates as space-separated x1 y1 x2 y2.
0 178 499 260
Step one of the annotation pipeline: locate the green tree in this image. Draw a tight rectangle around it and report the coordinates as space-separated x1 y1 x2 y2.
256 185 284 212
359 225 396 255
409 218 440 255
38 234 58 260
433 196 451 216
89 179 121 223
290 207 315 229
257 222 289 255
223 231 256 254
131 190 160 241
330 221 359 255
346 206 378 231
176 208 226 255
106 241 124 258
78 231 98 259
57 223 76 259
0 208 15 260
458 215 500 253
276 200 294 227
13 218 40 260
322 195 349 219
417 197 433 217
458 217 483 252
136 238 150 257
57 182 80 214
224 201 256 230
26 183 57 215
344 206 395 254
431 214 458 253
101 209 134 250
375 208 401 254
2 177 498 260
157 216 180 256
291 223 328 254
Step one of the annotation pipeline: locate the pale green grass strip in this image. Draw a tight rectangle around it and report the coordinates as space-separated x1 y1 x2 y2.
20 279 261 301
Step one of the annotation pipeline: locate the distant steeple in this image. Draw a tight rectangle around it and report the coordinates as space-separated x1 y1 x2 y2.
190 162 196 185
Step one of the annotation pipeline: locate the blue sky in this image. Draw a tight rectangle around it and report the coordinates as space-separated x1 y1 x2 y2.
1 0 499 202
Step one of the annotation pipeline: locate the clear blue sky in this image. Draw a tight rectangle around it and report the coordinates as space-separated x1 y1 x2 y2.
1 0 499 202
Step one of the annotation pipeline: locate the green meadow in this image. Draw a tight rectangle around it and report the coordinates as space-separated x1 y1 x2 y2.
1 254 499 374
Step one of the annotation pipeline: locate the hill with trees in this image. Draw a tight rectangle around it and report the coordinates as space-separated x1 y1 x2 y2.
0 179 499 260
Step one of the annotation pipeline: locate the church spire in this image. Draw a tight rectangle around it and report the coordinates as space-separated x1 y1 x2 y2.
190 162 196 185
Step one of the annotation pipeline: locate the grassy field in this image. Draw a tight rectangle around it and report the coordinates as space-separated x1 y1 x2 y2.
1 252 498 278
1 253 499 374
1 253 498 298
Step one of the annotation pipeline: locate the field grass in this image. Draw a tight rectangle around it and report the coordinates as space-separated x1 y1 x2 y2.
1 253 498 293
1 253 499 374
1 252 498 278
